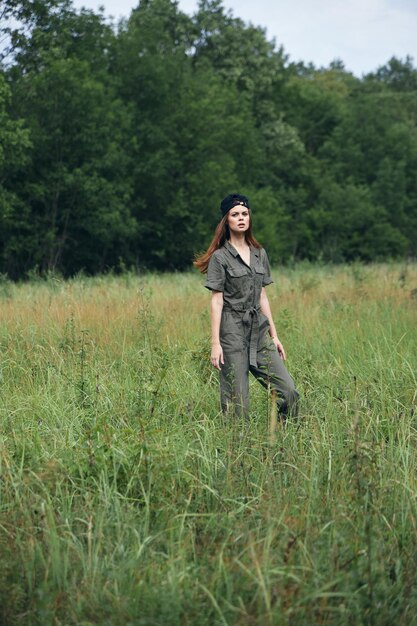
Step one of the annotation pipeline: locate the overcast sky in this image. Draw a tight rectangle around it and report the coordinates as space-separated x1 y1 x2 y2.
72 0 417 76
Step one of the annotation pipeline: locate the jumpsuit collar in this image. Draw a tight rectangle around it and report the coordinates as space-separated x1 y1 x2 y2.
225 240 260 263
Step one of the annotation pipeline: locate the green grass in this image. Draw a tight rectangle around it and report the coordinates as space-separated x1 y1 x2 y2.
0 263 416 625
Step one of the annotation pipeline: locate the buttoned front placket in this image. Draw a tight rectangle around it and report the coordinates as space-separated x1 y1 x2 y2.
222 243 263 368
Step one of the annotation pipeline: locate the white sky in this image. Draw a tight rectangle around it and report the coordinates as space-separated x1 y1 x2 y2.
72 0 417 76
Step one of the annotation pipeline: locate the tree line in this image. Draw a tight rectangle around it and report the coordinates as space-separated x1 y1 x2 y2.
1 0 416 278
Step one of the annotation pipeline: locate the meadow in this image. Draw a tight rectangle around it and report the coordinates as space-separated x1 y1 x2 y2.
0 263 416 626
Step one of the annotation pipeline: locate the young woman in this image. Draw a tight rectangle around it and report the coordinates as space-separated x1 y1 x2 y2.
194 193 299 420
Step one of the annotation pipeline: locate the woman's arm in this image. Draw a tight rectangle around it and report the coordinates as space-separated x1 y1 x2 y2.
210 291 224 370
259 287 287 360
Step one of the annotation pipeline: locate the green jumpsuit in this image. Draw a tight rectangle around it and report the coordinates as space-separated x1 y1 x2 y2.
205 241 299 419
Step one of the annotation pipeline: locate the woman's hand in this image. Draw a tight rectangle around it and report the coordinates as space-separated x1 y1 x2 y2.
211 342 224 370
271 336 286 360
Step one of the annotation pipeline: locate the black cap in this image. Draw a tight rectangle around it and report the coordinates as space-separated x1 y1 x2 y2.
220 193 250 217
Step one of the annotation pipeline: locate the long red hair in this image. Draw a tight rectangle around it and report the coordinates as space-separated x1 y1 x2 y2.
194 211 261 273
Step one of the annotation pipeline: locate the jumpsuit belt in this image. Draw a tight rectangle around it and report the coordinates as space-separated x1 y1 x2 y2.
223 303 261 368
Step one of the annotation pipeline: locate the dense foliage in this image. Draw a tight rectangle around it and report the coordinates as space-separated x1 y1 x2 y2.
1 0 416 277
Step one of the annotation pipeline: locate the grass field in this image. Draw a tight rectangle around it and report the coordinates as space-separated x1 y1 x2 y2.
0 263 416 625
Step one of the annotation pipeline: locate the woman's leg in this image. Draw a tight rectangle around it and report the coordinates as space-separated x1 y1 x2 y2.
220 349 250 418
250 339 299 418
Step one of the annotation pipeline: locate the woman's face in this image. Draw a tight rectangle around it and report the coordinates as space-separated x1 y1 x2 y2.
227 205 250 234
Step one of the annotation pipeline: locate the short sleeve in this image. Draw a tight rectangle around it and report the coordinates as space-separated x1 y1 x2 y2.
261 249 273 286
204 253 226 292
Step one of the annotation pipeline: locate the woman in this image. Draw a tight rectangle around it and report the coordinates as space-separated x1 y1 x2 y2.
194 193 299 420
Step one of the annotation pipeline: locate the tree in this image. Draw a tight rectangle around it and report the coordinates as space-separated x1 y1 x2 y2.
280 66 356 155
3 1 136 276
319 71 417 257
113 0 263 268
366 56 417 92
305 180 408 261
0 71 31 277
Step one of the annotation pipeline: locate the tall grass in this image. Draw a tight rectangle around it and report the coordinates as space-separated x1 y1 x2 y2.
0 263 416 625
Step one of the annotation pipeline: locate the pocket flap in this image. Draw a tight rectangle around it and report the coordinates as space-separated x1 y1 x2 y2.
226 266 248 278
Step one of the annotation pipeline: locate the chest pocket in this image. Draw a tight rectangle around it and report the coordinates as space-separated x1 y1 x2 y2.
226 267 248 278
255 262 265 277
253 263 265 290
225 266 248 296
